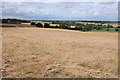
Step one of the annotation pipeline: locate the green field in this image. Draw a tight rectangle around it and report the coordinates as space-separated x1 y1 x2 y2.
31 21 52 24
92 28 119 33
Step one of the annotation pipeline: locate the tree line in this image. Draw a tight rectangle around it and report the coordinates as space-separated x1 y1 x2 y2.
31 22 120 32
1 19 119 32
2 18 30 24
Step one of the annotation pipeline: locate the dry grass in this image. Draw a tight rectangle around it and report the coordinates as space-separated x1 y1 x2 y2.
21 23 31 25
2 27 118 78
49 24 60 27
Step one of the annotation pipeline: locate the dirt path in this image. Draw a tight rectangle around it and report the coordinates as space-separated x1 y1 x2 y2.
2 28 118 78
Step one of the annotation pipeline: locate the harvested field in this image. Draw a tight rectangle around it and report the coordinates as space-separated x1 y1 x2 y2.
2 27 118 78
21 23 31 25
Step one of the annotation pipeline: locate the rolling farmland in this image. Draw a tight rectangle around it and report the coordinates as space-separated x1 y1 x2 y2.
2 27 118 78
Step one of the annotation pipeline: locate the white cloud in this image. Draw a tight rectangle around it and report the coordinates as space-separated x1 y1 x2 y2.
2 0 119 2
1 2 118 21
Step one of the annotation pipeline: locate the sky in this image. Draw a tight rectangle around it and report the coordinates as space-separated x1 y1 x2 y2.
1 2 118 21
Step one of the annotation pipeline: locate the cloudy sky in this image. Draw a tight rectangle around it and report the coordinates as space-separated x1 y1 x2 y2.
1 2 118 21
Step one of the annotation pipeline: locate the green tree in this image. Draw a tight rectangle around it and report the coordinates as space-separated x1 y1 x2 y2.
115 28 119 32
31 22 36 25
44 23 50 28
36 23 43 28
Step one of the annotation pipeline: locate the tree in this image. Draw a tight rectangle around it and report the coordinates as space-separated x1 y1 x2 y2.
107 24 113 28
76 25 83 31
115 28 119 32
106 28 110 31
82 28 87 32
44 23 50 28
31 22 36 25
60 24 68 29
2 18 30 24
96 27 102 30
118 26 120 28
36 23 43 28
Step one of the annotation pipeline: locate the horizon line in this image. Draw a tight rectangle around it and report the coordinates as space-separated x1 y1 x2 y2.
1 18 119 22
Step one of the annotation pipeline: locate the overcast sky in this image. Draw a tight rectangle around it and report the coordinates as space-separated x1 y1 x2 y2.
1 2 118 21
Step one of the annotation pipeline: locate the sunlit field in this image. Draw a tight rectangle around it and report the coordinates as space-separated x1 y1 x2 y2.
2 27 118 78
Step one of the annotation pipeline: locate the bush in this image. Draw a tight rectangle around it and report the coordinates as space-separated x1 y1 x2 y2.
62 26 69 29
44 23 50 28
115 28 119 32
60 24 68 29
118 26 120 28
76 25 83 30
96 27 102 30
31 22 36 25
107 25 113 28
106 28 110 31
82 28 87 32
36 23 43 28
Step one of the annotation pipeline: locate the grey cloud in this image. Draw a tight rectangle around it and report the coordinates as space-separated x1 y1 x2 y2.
1 2 118 21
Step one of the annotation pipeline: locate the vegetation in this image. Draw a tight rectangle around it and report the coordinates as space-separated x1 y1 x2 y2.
44 23 50 28
92 28 119 32
2 18 30 24
60 24 68 29
31 21 52 24
31 22 36 25
30 20 120 32
1 18 119 32
36 23 43 28
115 28 119 32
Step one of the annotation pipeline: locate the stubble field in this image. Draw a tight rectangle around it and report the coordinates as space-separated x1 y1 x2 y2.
2 27 118 78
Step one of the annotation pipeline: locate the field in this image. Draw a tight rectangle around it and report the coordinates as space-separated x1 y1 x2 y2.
31 21 52 24
92 28 119 32
2 27 118 78
76 22 119 27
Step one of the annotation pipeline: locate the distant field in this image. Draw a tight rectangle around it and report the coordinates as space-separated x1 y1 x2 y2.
2 27 118 78
31 21 52 24
76 22 119 27
92 28 119 33
102 23 119 27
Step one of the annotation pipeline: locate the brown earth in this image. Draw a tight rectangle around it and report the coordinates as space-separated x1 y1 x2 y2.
2 27 118 78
